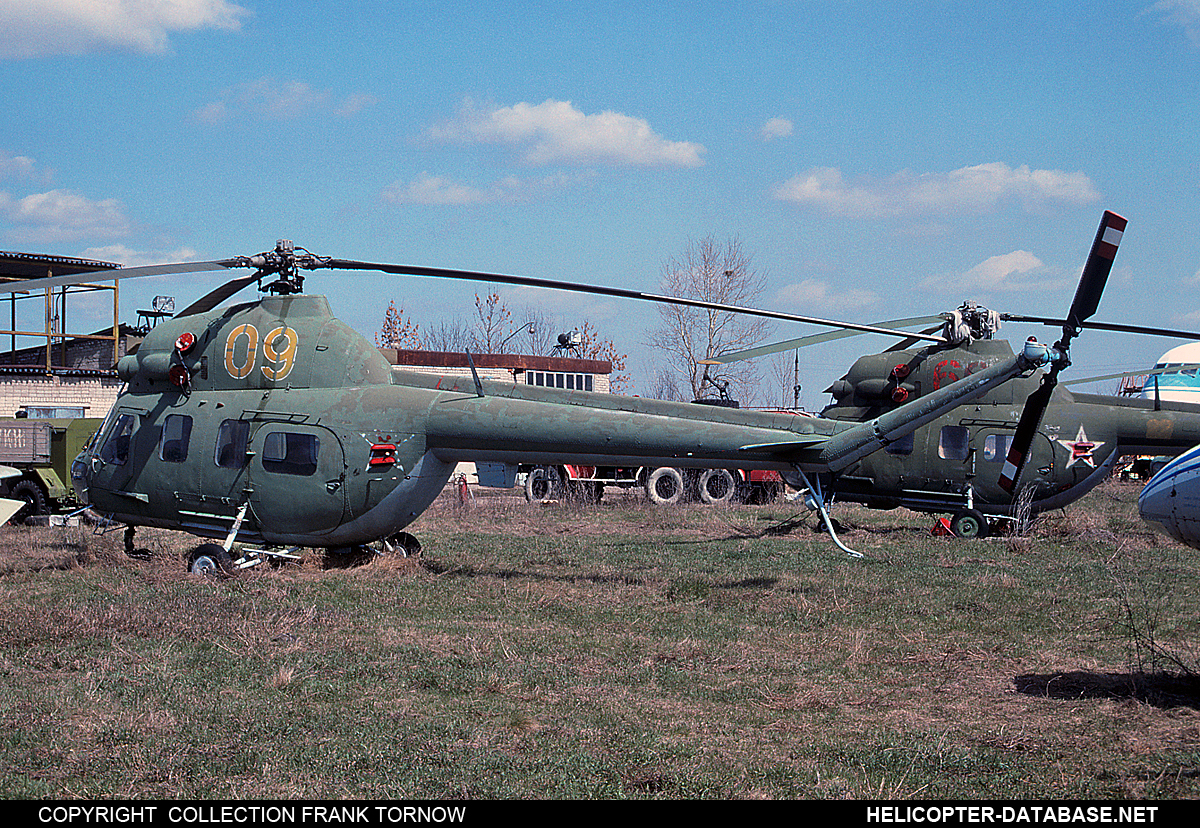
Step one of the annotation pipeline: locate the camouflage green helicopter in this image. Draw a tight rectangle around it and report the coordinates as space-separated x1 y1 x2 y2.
3 217 1118 570
710 212 1200 538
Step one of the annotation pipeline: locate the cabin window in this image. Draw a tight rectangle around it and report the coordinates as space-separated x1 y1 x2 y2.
160 415 193 463
100 413 137 465
983 434 1014 462
938 425 970 461
214 420 250 468
885 432 914 455
262 431 320 476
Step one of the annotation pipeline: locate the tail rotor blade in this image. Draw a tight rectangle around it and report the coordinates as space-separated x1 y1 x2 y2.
999 376 1057 493
998 210 1126 494
1067 211 1126 331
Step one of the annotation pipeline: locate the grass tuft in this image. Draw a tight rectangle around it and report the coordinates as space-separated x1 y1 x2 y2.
1 480 1198 798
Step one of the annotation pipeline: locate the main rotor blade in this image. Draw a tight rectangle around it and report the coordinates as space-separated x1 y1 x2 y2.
883 324 947 352
320 259 947 343
1062 363 1200 387
702 315 944 365
174 272 263 318
999 314 1200 341
4 258 244 294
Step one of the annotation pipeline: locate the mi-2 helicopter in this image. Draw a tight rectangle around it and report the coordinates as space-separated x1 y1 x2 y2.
710 212 1200 538
2 216 1119 569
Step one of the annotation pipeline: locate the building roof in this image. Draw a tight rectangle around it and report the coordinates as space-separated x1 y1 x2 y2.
0 251 121 281
382 348 611 374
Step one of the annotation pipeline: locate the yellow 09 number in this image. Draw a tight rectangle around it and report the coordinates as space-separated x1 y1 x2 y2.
223 324 299 382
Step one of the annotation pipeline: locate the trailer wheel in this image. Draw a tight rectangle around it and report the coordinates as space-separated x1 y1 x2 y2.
9 479 47 524
645 467 685 505
697 469 738 505
524 466 564 501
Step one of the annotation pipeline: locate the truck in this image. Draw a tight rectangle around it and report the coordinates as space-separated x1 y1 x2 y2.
0 417 102 523
521 463 785 505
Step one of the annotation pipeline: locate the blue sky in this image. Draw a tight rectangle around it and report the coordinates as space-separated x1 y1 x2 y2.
2 1 1199 407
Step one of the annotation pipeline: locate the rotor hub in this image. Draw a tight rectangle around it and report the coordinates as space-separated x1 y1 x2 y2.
238 239 331 295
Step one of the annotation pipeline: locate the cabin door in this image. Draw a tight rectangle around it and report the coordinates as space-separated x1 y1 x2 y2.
247 422 346 537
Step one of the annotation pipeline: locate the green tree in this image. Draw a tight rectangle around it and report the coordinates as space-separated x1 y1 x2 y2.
375 300 422 350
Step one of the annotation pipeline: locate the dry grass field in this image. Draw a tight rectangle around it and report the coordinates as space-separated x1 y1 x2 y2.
1 479 1198 799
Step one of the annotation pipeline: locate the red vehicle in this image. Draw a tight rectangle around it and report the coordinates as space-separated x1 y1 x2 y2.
521 463 785 505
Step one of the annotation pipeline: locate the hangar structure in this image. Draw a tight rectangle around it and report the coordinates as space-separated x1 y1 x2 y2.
0 250 132 419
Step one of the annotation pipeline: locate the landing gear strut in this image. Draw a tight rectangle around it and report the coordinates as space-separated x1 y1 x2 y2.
795 468 863 558
124 525 152 559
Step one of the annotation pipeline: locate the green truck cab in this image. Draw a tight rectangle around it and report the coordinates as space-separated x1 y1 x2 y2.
0 417 102 521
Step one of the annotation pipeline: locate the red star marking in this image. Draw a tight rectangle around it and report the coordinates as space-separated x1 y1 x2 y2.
1057 425 1105 468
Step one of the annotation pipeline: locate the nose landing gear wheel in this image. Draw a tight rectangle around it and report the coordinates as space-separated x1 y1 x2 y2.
950 509 989 539
187 543 234 577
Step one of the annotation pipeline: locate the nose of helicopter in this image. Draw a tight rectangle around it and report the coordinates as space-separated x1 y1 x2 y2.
1138 445 1200 549
70 453 91 506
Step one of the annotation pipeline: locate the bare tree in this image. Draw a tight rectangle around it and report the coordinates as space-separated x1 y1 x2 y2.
576 320 631 395
648 366 685 402
516 306 561 356
422 318 472 353
647 236 773 403
470 290 513 353
763 349 803 410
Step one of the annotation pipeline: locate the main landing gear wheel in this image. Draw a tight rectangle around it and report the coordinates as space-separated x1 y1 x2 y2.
187 543 234 577
383 532 422 557
950 509 990 540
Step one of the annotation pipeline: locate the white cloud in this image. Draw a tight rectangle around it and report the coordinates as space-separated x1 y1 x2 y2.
1150 0 1200 44
773 162 1099 218
383 173 501 207
336 92 380 117
959 250 1045 291
775 278 879 313
427 99 705 167
0 151 36 180
0 188 131 243
918 248 1080 297
195 78 375 122
760 117 794 140
0 0 249 59
80 244 197 267
381 171 579 206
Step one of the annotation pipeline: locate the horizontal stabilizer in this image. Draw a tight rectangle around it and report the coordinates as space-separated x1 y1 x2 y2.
738 437 827 454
